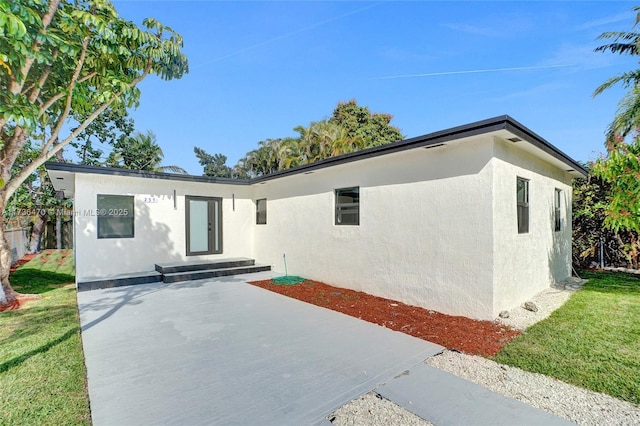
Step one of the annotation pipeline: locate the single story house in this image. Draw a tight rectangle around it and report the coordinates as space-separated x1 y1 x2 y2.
47 115 587 320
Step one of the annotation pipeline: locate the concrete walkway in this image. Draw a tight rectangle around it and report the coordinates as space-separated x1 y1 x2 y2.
78 272 573 425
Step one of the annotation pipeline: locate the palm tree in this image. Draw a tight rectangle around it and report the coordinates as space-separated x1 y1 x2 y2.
108 131 187 173
594 6 640 140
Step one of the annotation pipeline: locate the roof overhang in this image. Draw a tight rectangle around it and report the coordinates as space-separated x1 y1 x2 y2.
46 115 587 198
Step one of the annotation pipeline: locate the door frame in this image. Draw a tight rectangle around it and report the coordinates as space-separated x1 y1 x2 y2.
185 195 223 256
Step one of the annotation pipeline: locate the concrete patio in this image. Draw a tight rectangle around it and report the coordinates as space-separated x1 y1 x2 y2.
77 272 574 425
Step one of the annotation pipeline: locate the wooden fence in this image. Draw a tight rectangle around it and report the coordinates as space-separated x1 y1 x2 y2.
6 228 28 265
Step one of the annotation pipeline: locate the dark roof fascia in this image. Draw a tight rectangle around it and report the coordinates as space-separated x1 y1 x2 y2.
503 117 588 176
251 116 510 183
250 115 588 183
45 115 587 185
44 162 251 185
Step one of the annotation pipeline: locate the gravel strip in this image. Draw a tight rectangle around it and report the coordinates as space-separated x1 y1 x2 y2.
330 279 640 425
496 277 586 330
426 351 640 426
330 392 432 426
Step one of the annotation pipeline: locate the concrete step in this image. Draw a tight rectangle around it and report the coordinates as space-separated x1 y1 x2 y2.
162 264 271 284
155 257 255 274
78 271 163 292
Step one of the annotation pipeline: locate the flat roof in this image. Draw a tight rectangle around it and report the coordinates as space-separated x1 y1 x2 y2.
46 115 588 197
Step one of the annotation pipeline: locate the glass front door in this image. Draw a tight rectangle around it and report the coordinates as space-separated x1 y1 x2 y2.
186 196 222 255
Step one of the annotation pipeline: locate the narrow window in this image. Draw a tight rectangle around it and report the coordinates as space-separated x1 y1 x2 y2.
517 178 529 234
335 187 359 225
97 195 134 239
256 198 267 225
554 189 562 232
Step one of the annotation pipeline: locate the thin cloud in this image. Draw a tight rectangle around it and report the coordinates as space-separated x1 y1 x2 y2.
370 64 573 80
577 12 635 31
442 23 502 38
199 2 383 65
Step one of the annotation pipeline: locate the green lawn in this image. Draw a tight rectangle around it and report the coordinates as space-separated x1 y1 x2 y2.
494 270 640 405
0 250 90 426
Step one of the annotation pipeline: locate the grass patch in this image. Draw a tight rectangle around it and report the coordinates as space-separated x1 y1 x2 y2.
494 270 640 405
0 250 90 425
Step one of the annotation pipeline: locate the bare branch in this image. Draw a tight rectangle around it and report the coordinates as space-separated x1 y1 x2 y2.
45 37 90 152
5 95 118 199
9 0 61 95
28 49 59 104
77 71 97 84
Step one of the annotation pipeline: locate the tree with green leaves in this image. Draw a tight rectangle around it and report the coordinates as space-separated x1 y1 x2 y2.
591 6 640 238
107 130 186 173
574 160 640 268
194 147 236 178
71 107 135 166
0 0 188 306
229 100 402 178
593 6 640 140
591 134 640 233
329 99 404 147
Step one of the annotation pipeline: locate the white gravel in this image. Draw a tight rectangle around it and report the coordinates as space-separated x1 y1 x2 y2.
331 392 432 426
496 277 586 330
330 278 640 425
426 351 640 426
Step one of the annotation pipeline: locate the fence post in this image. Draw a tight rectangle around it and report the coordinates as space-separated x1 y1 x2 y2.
600 237 604 269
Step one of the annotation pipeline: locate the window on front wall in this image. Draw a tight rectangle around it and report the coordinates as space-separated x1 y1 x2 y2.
97 194 134 238
517 177 529 234
554 188 562 232
335 187 359 225
256 198 267 225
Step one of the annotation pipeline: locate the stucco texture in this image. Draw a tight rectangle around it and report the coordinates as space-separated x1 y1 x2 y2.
69 132 574 321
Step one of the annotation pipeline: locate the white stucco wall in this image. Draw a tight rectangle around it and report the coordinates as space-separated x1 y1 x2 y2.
491 138 573 315
73 173 254 281
67 130 576 320
253 138 498 319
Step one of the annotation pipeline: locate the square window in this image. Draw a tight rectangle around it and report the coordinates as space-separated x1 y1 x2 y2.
97 195 134 239
256 198 267 225
517 178 529 234
335 187 359 225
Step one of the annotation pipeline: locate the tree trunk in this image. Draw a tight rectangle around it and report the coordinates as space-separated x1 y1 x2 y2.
28 212 49 254
0 199 16 305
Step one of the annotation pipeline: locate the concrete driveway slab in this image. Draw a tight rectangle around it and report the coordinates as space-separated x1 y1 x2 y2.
78 275 443 425
376 363 575 426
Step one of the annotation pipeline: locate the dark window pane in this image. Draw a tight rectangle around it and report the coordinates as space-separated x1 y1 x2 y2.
335 187 359 226
517 178 529 234
97 195 134 239
256 198 267 225
554 189 562 231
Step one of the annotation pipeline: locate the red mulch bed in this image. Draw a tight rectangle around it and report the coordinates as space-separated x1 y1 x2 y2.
10 253 37 274
248 279 520 357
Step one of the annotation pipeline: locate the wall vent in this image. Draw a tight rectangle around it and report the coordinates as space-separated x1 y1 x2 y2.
424 143 445 149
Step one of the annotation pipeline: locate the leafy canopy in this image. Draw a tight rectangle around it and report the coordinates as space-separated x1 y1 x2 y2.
197 100 404 178
0 0 188 302
0 0 188 199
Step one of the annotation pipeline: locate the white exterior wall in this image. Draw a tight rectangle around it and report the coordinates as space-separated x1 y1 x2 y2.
253 138 497 319
73 173 254 281
491 138 573 315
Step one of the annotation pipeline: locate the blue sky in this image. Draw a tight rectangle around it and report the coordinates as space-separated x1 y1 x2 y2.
102 0 638 175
